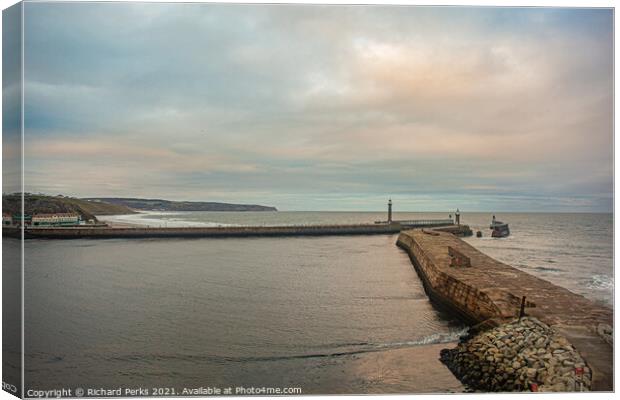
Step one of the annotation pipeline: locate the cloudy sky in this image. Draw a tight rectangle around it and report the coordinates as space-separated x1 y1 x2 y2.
15 3 614 211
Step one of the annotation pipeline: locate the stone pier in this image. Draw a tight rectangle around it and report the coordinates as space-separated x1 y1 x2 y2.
3 221 467 239
396 229 612 391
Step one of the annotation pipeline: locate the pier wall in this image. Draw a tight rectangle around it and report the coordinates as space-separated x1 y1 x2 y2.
5 225 397 239
396 232 504 323
4 222 465 239
396 229 613 391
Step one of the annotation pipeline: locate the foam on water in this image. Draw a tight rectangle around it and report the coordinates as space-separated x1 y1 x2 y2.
99 211 239 227
587 274 614 290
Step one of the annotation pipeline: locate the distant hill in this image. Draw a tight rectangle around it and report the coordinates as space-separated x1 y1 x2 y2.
3 194 137 221
83 197 278 212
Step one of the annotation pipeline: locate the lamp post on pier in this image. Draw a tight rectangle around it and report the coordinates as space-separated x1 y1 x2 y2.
388 199 393 223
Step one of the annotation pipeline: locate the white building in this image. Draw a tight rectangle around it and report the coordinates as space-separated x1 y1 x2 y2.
3 214 13 226
32 213 81 226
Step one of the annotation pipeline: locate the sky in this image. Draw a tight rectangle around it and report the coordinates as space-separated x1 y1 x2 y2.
6 3 614 211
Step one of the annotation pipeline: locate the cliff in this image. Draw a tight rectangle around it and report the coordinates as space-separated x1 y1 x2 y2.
83 197 278 212
2 194 136 221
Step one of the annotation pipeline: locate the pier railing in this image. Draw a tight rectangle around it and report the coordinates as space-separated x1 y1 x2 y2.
397 219 454 226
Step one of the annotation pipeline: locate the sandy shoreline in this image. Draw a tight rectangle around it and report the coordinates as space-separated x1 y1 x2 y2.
96 214 148 228
103 220 146 228
303 342 464 394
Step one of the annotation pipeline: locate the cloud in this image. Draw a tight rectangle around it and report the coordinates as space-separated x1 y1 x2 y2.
19 4 613 211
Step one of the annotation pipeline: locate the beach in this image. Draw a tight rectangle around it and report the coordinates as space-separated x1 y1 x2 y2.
301 342 464 394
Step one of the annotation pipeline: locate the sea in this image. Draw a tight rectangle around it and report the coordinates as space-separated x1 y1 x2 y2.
12 211 613 394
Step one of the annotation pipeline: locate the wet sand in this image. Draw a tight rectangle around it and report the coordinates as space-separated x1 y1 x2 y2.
303 342 464 394
97 220 143 228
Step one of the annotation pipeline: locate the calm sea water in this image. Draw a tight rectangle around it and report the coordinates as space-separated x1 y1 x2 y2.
103 211 614 307
20 232 464 394
19 211 612 393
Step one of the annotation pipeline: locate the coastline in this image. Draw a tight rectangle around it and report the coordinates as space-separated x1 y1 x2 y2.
96 211 238 228
101 220 146 228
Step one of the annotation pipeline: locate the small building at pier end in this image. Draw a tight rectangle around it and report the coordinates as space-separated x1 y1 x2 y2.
32 213 82 227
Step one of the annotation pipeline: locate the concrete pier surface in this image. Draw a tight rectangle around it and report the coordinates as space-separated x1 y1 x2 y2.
3 221 471 239
396 229 613 391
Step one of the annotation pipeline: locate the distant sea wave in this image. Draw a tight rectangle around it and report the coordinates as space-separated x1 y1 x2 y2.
98 211 239 228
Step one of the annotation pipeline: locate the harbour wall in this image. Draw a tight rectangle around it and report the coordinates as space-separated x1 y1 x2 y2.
3 222 470 239
396 229 613 391
396 230 508 324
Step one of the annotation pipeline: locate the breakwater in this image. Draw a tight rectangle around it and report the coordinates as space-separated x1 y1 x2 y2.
4 221 470 239
396 229 612 391
441 317 592 392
